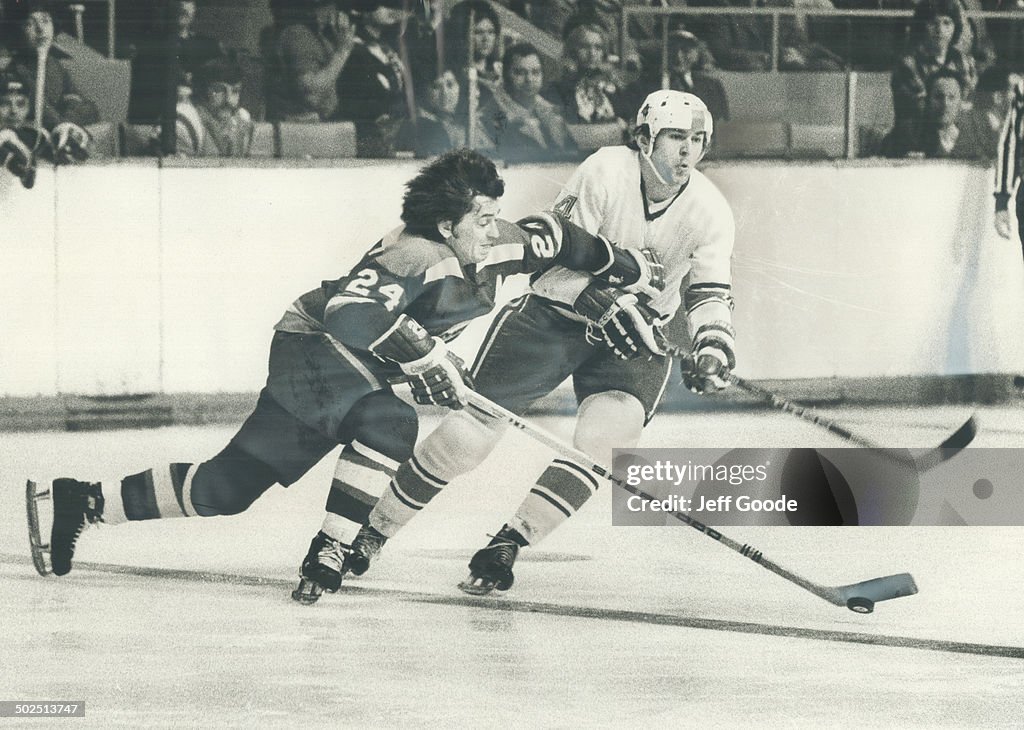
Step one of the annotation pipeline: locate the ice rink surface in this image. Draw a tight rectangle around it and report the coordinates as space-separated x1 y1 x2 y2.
2 403 1023 728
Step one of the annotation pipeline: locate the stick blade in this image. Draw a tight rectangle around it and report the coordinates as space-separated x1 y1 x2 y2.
915 415 978 471
837 572 918 606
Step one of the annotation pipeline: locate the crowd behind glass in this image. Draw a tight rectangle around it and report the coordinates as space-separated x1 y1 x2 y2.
0 0 1021 169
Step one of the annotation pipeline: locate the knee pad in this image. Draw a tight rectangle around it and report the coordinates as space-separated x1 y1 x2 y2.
414 408 505 482
574 391 646 461
189 442 280 516
339 390 419 463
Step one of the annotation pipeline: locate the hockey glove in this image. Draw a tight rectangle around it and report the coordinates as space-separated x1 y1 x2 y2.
369 315 474 409
594 244 665 300
682 323 736 394
574 281 667 360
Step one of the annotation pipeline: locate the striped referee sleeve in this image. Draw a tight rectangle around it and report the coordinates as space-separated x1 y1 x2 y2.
995 82 1024 209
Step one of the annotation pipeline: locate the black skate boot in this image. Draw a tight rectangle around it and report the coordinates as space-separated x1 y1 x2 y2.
49 478 105 576
291 531 349 605
344 523 387 576
458 525 528 596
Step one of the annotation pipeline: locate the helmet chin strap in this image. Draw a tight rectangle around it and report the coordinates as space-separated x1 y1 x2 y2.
639 137 670 187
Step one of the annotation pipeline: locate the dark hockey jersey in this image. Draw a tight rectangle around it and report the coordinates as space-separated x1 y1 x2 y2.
274 216 607 356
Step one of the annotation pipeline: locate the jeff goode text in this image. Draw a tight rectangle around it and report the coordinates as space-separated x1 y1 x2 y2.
624 494 797 513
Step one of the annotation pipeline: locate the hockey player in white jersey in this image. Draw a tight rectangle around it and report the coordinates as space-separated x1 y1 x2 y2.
336 90 737 595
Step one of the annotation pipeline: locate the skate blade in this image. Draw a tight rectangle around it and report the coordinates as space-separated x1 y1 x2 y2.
458 574 498 596
291 577 331 605
25 480 53 577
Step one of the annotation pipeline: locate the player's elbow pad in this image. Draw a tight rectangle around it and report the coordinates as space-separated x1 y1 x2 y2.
368 314 436 365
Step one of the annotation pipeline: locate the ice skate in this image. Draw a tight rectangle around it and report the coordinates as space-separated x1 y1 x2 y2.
26 478 105 577
344 523 387 577
291 531 349 605
458 525 526 596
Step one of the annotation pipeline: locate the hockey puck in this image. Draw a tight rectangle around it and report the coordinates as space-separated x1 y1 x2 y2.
846 596 874 614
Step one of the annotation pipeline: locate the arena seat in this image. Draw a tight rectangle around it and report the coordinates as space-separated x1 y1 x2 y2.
277 121 358 158
789 123 845 158
714 120 790 158
84 121 118 158
250 122 275 157
64 58 131 123
716 71 848 126
853 72 894 132
567 122 626 151
119 123 159 157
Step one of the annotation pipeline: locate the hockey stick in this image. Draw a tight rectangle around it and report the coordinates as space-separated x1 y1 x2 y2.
668 348 977 472
463 392 918 614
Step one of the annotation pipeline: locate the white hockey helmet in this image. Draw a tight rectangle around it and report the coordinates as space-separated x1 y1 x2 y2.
635 89 713 152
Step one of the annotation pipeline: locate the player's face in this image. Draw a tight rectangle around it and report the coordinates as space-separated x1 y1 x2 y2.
0 93 30 128
649 128 706 186
443 195 502 264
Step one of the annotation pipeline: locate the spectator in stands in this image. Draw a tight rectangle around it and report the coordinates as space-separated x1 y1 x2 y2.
762 0 845 70
266 0 356 122
891 0 977 141
481 41 577 162
828 0 915 71
176 58 254 157
5 0 98 129
665 30 729 124
397 68 496 157
949 64 1018 158
0 37 12 72
0 71 89 185
880 67 966 157
545 15 629 126
686 0 772 71
335 0 412 157
446 0 504 112
956 0 996 77
129 0 224 123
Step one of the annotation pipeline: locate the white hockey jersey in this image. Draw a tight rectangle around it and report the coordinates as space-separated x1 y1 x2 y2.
531 145 735 323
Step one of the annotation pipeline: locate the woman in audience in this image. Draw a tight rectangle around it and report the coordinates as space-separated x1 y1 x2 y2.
891 0 977 140
446 0 503 109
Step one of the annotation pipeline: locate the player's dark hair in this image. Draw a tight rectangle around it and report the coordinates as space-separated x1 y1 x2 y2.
401 148 505 240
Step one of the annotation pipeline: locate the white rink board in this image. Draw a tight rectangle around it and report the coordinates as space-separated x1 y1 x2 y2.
1 159 1023 396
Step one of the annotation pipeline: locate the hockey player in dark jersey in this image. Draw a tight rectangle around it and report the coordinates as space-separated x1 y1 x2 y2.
27 148 664 583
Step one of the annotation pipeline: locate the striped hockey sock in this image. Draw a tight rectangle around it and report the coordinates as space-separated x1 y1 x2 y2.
368 455 447 538
509 458 600 545
117 463 202 523
322 440 400 546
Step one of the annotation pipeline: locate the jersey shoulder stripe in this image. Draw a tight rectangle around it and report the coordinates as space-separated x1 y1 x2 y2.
376 226 463 280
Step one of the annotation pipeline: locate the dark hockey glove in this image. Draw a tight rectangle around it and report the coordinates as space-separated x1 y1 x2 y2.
574 281 667 360
682 323 736 394
594 244 665 299
370 315 474 409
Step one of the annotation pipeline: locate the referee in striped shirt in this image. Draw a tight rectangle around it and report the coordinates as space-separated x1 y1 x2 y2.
995 81 1024 247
